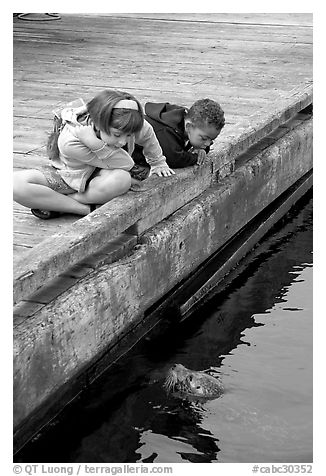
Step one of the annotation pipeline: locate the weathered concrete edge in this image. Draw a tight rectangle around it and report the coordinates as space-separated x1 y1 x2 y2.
179 171 313 318
13 118 313 431
210 81 312 172
13 84 312 304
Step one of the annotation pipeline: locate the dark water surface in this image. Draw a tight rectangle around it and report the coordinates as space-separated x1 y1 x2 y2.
16 195 313 464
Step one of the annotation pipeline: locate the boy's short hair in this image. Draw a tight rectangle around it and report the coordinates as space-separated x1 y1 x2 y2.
186 98 225 130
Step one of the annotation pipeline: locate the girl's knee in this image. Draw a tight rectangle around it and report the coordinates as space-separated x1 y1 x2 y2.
114 169 131 192
98 169 131 194
85 169 131 204
13 171 30 200
14 169 46 185
13 169 47 201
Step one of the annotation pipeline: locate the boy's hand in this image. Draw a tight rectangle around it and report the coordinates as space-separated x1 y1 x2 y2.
196 149 207 165
74 125 104 150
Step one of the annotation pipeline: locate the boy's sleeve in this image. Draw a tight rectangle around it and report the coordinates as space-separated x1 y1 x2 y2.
154 128 199 168
135 121 168 167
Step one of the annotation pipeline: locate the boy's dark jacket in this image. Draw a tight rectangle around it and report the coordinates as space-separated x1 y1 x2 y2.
132 102 210 168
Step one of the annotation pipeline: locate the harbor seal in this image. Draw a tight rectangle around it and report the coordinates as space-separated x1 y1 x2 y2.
164 364 223 402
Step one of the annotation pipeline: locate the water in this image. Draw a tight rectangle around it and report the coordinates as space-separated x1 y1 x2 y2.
15 194 313 463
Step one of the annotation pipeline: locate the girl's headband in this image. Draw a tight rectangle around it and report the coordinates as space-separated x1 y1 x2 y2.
113 99 139 110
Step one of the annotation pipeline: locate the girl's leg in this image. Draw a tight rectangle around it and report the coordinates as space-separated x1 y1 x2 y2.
69 169 131 205
13 169 91 215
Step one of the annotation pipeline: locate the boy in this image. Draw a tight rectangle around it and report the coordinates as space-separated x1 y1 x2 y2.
130 98 225 180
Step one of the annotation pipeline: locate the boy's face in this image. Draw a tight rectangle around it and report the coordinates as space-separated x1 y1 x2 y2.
186 122 222 149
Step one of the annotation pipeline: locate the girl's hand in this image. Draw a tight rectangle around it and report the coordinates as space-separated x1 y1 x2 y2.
196 149 207 165
149 164 175 177
74 125 103 150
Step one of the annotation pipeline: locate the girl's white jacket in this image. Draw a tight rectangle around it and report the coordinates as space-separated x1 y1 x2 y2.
52 107 168 192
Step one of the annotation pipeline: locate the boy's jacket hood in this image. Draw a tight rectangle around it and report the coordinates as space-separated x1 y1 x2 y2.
145 102 186 133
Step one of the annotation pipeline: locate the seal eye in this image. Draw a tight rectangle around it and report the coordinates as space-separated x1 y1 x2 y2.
189 375 193 381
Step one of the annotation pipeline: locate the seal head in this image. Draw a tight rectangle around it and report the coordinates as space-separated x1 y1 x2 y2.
164 363 223 402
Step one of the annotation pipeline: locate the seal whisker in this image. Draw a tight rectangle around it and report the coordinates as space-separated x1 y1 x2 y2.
163 374 175 393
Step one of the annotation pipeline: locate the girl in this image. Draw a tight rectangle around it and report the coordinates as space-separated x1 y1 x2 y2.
13 89 175 219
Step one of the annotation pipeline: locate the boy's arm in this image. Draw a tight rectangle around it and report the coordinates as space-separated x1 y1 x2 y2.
154 128 200 168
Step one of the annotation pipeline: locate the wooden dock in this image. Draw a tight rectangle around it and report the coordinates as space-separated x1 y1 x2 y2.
13 13 313 450
14 13 312 259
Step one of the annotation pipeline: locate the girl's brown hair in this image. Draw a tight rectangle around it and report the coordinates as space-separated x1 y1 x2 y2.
47 90 144 161
87 89 144 135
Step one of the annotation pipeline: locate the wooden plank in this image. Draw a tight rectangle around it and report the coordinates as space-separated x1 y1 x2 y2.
13 244 33 263
14 13 313 26
14 232 56 247
15 68 311 91
13 196 78 252
14 244 32 252
12 106 255 136
81 13 312 26
13 70 311 98
13 83 283 106
14 61 312 84
13 154 49 168
13 39 312 59
13 14 313 38
13 33 312 52
14 218 75 235
14 52 311 78
13 53 312 81
13 95 276 120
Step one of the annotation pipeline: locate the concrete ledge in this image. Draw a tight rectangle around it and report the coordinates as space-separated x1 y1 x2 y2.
13 84 312 305
14 117 312 434
13 232 138 325
211 81 312 174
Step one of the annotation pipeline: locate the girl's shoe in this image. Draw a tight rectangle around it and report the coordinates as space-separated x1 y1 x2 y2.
31 209 62 219
31 204 97 219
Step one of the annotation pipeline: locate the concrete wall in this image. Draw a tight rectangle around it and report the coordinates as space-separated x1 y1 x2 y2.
13 116 312 439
